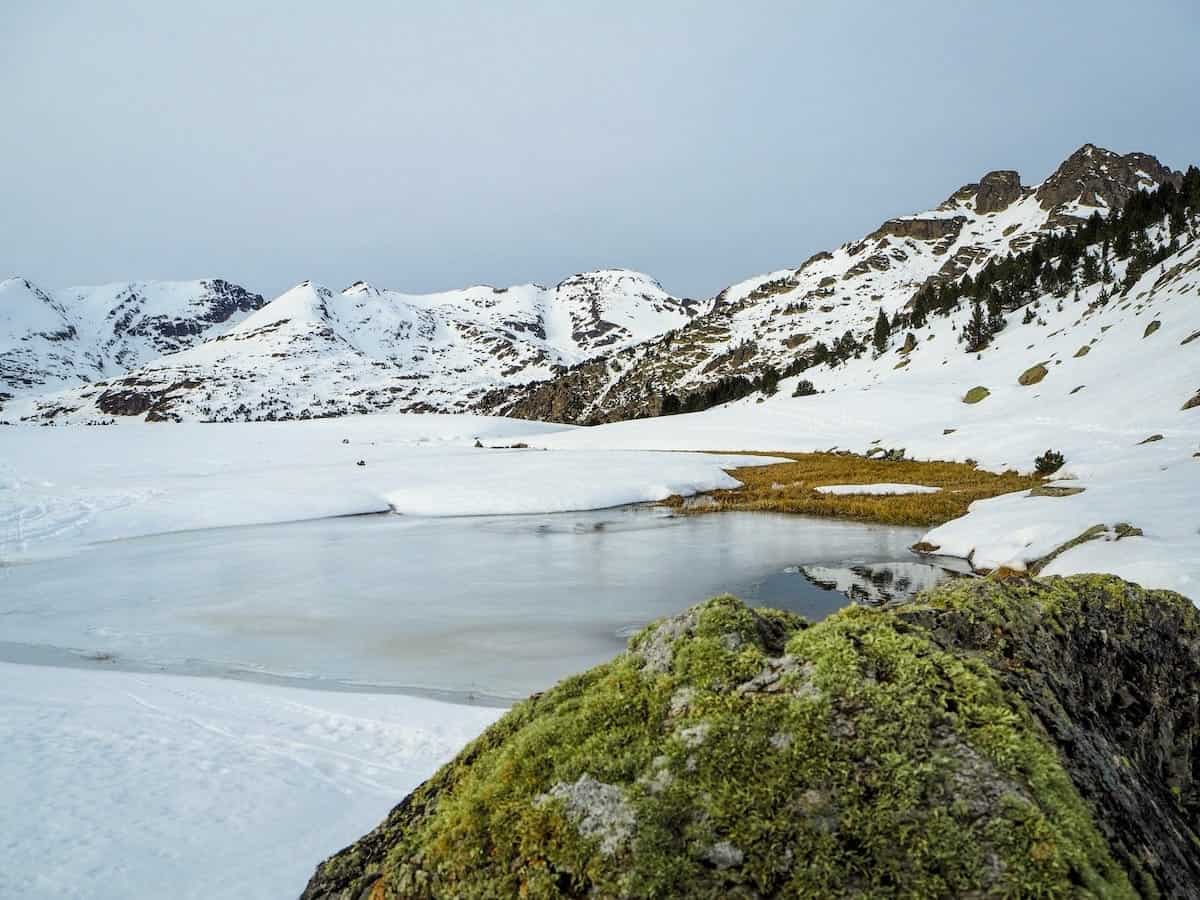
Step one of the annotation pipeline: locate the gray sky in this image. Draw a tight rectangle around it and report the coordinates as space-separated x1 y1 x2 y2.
3 1 1197 300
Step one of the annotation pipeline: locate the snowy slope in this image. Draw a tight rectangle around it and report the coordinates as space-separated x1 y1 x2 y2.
7 269 702 423
487 145 1182 422
0 276 265 403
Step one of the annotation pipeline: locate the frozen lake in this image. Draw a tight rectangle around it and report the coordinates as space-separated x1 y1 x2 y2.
0 506 934 701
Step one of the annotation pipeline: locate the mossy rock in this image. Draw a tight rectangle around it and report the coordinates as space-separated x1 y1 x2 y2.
1074 345 1091 358
1143 320 1161 338
1018 363 1048 386
962 385 989 404
1184 390 1200 412
302 576 1200 900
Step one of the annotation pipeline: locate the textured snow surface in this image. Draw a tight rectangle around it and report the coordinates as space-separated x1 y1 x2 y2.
0 661 501 900
0 415 768 556
815 483 941 496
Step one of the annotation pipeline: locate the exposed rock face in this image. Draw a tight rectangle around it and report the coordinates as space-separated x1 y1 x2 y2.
300 575 1200 900
1036 143 1182 214
974 169 1023 213
867 215 965 243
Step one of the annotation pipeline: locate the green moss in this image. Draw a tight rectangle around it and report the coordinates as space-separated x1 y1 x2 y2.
963 385 990 404
345 588 1137 899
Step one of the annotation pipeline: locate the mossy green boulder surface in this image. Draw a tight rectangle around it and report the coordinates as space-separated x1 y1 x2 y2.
302 576 1200 900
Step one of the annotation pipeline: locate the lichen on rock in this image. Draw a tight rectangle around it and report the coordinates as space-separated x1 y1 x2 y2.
301 576 1200 900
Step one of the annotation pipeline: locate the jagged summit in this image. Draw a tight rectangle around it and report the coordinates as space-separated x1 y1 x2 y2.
1035 142 1181 215
1 276 264 398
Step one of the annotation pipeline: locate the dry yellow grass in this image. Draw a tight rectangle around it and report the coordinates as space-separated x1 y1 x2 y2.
664 451 1039 527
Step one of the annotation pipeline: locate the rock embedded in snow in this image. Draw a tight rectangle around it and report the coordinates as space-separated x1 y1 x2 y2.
1018 363 1048 385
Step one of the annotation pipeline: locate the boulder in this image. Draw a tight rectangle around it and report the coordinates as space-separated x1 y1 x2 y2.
1018 363 1048 386
300 576 1200 900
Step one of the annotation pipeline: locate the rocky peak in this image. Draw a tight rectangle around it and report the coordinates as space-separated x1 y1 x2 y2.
941 169 1025 214
974 169 1023 213
1035 143 1181 213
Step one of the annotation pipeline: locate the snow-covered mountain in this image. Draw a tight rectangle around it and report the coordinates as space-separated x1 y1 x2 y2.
0 277 265 402
486 144 1185 422
2 144 1191 427
5 269 701 423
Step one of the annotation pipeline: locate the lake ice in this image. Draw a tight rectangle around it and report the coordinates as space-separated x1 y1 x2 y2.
0 506 929 701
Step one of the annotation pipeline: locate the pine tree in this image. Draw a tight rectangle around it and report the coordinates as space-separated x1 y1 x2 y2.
986 292 1005 335
910 289 928 329
873 308 890 352
1081 251 1099 285
964 299 991 352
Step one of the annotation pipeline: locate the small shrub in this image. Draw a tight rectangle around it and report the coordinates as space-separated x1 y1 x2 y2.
792 379 817 397
1034 449 1065 476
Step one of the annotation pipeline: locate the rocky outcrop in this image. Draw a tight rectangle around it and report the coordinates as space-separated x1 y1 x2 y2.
974 169 1023 213
1036 144 1181 214
300 575 1200 900
867 215 965 243
943 170 1025 214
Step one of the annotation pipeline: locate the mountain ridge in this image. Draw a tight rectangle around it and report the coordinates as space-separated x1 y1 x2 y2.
1 143 1190 425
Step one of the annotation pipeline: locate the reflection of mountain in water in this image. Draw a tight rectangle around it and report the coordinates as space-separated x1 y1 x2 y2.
798 562 959 606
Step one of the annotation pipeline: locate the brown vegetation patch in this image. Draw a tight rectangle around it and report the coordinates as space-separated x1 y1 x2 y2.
664 452 1038 528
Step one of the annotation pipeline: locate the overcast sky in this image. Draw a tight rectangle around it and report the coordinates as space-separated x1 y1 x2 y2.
3 1 1197 300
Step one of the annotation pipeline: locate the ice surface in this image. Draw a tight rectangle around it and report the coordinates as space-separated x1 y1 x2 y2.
1 506 924 700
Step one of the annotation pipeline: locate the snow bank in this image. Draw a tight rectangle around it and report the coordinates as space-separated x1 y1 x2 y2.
815 483 941 496
0 661 500 900
0 415 769 556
